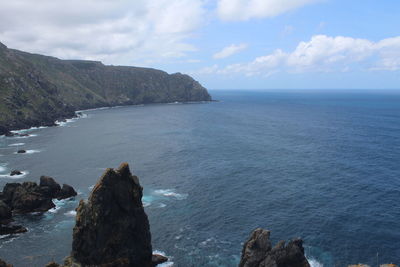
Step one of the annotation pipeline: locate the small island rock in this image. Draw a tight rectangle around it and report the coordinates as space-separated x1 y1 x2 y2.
239 228 310 267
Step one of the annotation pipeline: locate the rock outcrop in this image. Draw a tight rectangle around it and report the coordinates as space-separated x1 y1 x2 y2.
239 228 310 267
0 258 13 267
0 176 76 235
66 163 154 267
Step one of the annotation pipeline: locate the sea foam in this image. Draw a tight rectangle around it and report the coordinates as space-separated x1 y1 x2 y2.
154 189 188 200
0 171 29 179
308 258 323 267
8 143 25 147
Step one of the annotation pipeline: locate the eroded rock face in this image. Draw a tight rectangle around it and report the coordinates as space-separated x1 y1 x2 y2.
239 228 310 267
70 163 153 267
7 182 55 213
0 200 12 223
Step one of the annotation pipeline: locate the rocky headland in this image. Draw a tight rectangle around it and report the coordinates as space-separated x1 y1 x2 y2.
0 176 77 235
0 42 211 135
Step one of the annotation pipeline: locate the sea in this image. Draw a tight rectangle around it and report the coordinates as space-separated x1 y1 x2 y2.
0 89 399 266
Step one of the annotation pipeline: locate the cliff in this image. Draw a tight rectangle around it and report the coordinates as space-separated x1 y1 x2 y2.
0 42 211 134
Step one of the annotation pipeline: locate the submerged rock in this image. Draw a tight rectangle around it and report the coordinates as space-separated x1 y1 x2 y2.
68 163 153 267
239 228 310 267
9 170 22 176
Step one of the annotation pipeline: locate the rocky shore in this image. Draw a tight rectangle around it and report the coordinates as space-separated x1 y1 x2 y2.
0 164 397 266
0 176 77 235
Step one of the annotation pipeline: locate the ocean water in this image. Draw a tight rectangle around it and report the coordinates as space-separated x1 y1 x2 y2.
0 90 399 266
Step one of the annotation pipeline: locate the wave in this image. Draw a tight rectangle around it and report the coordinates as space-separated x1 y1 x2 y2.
154 189 188 200
11 134 38 139
10 126 48 134
76 107 110 112
0 171 29 179
152 250 174 267
142 195 154 207
64 210 77 217
48 198 75 214
8 143 25 147
0 165 6 173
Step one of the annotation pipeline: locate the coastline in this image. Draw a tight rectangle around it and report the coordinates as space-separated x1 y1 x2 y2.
0 100 214 137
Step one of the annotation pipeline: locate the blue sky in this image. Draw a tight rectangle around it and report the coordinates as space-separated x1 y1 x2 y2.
1 0 399 89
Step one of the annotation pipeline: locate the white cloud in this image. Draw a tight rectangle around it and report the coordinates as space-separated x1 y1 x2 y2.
0 0 206 66
213 43 248 59
217 0 320 21
194 35 400 76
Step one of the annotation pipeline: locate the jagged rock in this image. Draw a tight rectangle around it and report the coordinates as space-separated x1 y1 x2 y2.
17 150 26 154
10 182 55 213
0 200 12 223
152 254 168 266
2 177 76 214
0 223 27 235
39 176 61 198
239 228 310 267
69 163 153 267
10 170 22 176
0 258 13 267
2 183 21 204
57 184 77 200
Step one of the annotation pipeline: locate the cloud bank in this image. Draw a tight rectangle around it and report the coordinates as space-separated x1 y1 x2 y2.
196 35 400 76
0 0 206 65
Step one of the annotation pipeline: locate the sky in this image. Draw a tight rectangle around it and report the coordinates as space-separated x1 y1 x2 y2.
0 0 399 89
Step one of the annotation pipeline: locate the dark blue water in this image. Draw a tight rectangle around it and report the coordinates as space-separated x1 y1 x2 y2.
0 90 399 266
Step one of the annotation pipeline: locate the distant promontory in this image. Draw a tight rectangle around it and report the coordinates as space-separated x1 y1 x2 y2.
0 42 211 135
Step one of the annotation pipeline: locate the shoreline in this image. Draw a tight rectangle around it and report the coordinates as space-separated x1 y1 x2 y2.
0 100 215 137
